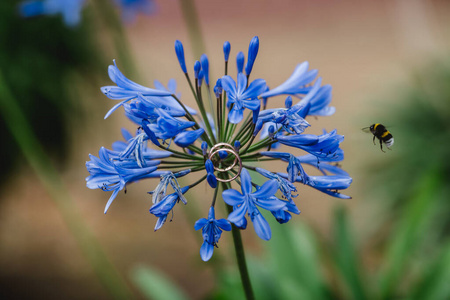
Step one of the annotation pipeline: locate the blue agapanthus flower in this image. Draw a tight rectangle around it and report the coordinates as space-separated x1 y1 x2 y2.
19 0 155 26
194 207 231 261
19 0 86 27
85 36 352 261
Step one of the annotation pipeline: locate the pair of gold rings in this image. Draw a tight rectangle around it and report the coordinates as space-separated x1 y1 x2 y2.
207 143 242 183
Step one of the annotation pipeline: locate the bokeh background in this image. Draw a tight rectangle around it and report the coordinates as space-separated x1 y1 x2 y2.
1 0 450 299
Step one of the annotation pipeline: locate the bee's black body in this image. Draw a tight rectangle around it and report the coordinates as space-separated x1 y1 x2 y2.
365 123 394 152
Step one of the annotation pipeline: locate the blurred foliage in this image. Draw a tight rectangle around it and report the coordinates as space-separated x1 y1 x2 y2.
367 58 450 240
132 58 450 299
0 1 104 184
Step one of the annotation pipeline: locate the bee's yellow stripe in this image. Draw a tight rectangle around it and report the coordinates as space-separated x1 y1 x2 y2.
373 123 380 130
381 131 390 138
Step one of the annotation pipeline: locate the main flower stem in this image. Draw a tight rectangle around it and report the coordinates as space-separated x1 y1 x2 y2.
220 180 255 300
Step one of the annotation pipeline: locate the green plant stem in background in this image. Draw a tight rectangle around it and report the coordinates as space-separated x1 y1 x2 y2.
333 206 368 300
378 169 442 299
178 0 207 61
0 71 134 300
90 0 138 76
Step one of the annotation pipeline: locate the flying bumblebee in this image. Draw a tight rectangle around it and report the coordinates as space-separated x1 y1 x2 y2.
362 123 394 152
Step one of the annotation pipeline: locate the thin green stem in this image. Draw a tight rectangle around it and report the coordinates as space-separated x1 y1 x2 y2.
196 82 217 144
0 72 133 299
211 185 219 207
219 175 255 300
188 174 208 189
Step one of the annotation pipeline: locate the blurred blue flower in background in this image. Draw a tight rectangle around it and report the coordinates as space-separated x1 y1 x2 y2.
19 0 85 27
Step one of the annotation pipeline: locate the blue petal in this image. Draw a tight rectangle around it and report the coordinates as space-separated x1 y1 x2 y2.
228 106 244 124
104 189 120 214
200 242 214 261
222 189 244 206
228 203 248 224
242 99 260 111
194 218 208 230
252 212 271 240
251 180 278 198
221 76 237 100
173 128 204 147
237 73 247 96
241 78 267 100
216 219 232 231
240 168 253 195
254 196 287 211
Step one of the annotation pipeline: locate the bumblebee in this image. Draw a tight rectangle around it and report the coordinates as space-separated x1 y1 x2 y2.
363 123 394 152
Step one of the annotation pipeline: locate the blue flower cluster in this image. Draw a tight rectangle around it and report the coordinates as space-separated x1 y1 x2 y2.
85 36 352 261
19 0 155 26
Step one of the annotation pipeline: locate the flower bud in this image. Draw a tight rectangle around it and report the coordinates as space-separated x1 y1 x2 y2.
194 60 201 79
223 41 231 62
201 141 208 156
285 96 293 109
245 36 259 76
174 40 187 73
234 140 241 152
200 54 209 85
253 119 263 137
142 120 160 146
214 78 222 98
236 51 245 74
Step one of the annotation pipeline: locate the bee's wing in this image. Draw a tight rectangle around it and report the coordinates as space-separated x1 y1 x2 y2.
361 126 371 133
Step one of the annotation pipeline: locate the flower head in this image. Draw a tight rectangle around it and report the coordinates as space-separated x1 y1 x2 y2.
85 36 352 261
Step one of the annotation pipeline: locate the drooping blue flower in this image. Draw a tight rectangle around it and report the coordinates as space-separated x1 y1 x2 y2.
19 0 86 27
271 200 300 224
255 167 298 201
222 168 287 240
276 129 344 159
295 149 349 176
108 128 171 167
150 186 190 231
245 36 259 76
260 62 318 98
260 151 308 183
221 73 267 123
194 207 231 261
258 103 311 135
279 172 352 199
115 0 156 23
147 109 196 143
86 147 161 213
101 61 172 119
149 170 191 204
173 128 204 148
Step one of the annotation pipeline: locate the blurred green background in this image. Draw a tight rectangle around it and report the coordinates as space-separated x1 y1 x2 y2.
1 0 450 299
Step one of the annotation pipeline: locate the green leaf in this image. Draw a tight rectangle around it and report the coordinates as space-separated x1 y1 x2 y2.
333 206 368 300
409 241 450 300
378 170 442 299
131 265 190 300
